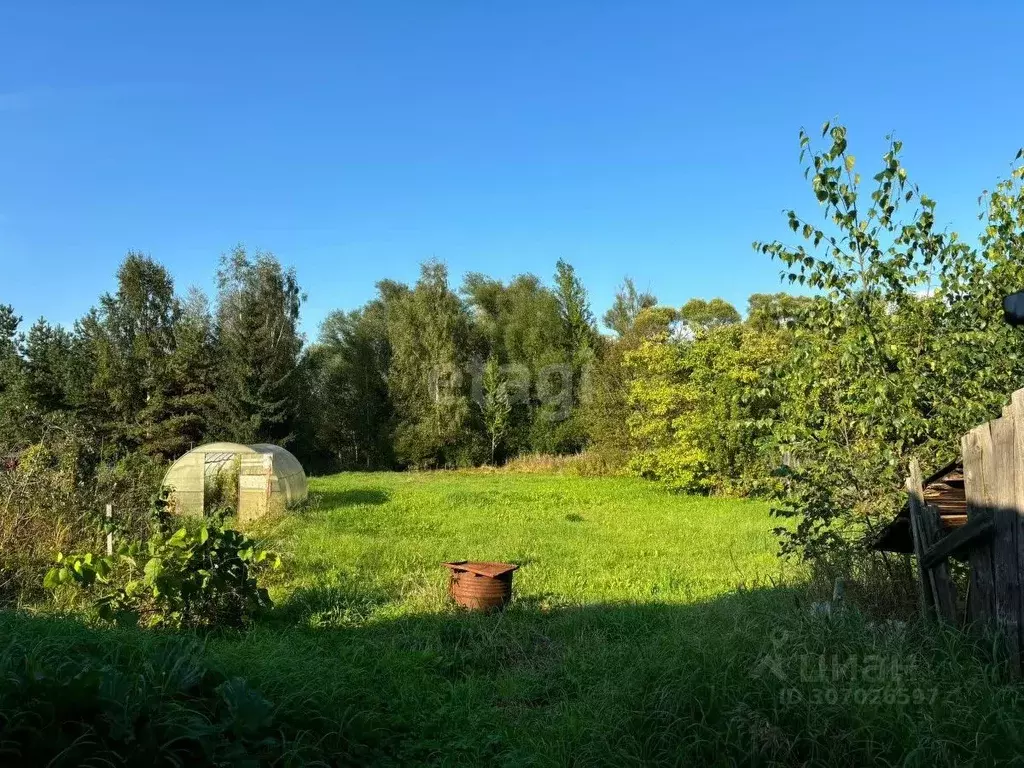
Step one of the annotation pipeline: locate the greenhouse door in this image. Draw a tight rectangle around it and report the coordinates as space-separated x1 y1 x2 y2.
238 454 272 522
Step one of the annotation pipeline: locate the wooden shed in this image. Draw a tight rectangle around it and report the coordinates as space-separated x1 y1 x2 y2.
872 459 967 553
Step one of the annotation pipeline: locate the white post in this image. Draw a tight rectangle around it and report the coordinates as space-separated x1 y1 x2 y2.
105 503 113 556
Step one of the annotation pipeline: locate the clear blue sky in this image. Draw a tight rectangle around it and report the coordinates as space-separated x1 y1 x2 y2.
2 1 1022 337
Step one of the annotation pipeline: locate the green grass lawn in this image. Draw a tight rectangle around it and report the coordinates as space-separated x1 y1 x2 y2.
8 471 1024 766
202 472 1023 766
213 471 801 765
267 471 788 614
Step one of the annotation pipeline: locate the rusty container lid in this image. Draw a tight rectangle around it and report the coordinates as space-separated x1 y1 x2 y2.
442 561 518 578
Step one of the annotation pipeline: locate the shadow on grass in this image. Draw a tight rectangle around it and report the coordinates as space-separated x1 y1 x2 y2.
3 583 1018 767
270 580 393 628
252 584 1023 765
313 488 390 509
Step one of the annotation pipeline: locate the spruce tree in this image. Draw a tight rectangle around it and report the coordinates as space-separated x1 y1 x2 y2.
93 253 180 456
156 288 219 455
215 246 304 446
21 320 75 414
0 305 27 449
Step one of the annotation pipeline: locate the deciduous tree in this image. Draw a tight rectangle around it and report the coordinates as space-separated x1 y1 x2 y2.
387 261 475 467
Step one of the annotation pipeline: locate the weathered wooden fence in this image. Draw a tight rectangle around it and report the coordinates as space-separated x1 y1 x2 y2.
906 459 957 623
910 389 1024 672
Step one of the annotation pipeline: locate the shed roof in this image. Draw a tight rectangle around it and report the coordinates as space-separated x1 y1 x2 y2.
871 458 966 553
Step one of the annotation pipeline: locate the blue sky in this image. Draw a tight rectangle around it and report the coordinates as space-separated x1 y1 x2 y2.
2 1 1023 337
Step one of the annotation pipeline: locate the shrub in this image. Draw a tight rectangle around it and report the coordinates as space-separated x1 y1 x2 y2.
0 420 164 604
0 612 328 766
45 523 280 629
619 316 792 496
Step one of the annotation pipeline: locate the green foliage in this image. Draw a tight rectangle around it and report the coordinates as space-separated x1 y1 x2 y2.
203 455 240 517
554 258 598 360
3 254 223 461
534 259 597 454
678 297 741 332
0 420 164 604
0 305 29 449
745 292 813 331
215 245 305 446
479 355 512 463
386 261 476 468
0 612 329 766
148 485 175 535
92 253 192 458
163 288 220 453
754 125 1024 566
45 523 280 629
602 276 657 337
302 301 395 470
587 291 792 494
463 273 561 453
625 311 788 494
3 247 611 486
585 304 675 467
21 319 76 414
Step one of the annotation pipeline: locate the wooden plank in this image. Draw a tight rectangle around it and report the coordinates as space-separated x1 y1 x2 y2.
921 515 994 569
920 503 958 623
1013 389 1024 675
907 459 936 621
982 415 1021 673
105 503 113 556
963 427 996 625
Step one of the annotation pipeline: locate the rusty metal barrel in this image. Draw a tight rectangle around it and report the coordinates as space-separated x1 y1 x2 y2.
442 561 518 612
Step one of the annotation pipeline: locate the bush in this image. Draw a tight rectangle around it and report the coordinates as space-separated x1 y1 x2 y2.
0 421 164 604
0 612 328 766
45 523 280 629
621 319 790 496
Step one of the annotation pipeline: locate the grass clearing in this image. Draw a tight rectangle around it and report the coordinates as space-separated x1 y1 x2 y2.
7 471 1024 765
266 472 787 613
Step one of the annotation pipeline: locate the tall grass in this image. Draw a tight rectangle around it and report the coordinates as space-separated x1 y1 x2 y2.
221 472 1024 765
496 451 621 476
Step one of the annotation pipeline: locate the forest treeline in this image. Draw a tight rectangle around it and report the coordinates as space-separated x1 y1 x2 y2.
0 243 789 478
6 123 1024 573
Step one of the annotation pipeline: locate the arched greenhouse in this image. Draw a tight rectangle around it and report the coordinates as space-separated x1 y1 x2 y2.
162 442 308 521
